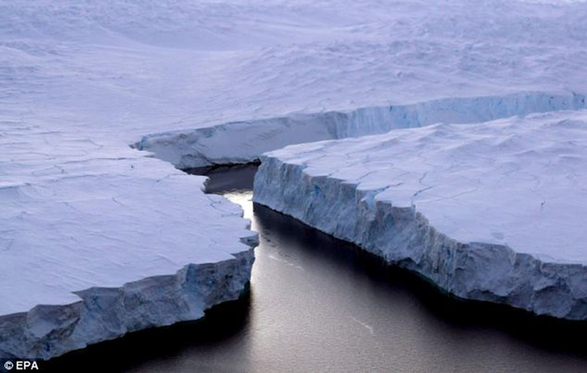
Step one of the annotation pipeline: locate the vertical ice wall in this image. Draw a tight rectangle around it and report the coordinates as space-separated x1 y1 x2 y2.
252 111 587 320
136 92 586 169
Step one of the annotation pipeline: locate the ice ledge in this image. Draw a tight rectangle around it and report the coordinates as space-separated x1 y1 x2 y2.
135 91 586 169
0 248 254 360
0 123 259 360
253 111 587 320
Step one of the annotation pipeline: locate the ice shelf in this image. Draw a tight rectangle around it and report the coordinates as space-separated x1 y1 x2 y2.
254 110 587 319
137 93 586 169
0 122 257 359
2 0 587 358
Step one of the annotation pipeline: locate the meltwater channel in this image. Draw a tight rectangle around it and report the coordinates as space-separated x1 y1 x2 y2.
47 165 587 373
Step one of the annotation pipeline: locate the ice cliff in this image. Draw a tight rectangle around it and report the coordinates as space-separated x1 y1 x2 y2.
136 92 586 169
254 110 587 320
0 123 257 360
2 0 587 359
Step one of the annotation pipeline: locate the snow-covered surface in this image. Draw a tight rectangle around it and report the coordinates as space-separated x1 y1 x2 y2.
1 1 586 167
0 125 256 316
254 110 587 319
0 113 257 359
138 92 586 168
1 0 587 358
123 0 587 167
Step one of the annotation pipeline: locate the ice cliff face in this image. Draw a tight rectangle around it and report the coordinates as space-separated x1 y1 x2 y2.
0 250 254 360
2 0 587 359
136 92 586 169
0 120 257 360
254 110 587 320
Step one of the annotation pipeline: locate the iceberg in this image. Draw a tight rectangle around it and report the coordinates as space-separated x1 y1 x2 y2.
0 124 257 359
137 92 586 169
2 0 587 359
254 110 587 319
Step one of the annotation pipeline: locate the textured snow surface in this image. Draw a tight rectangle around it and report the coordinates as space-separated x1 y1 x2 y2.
0 124 257 316
138 92 587 168
125 0 587 166
254 111 587 319
1 1 586 166
0 113 257 359
2 0 587 358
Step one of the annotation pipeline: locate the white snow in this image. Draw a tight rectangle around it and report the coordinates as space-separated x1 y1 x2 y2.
138 92 586 168
254 110 587 319
127 0 587 167
1 0 587 358
0 114 257 359
0 125 256 316
1 1 586 166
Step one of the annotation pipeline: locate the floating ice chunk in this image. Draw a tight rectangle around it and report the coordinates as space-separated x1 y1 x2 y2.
254 110 587 319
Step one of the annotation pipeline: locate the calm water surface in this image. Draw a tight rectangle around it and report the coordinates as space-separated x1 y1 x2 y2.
48 165 587 373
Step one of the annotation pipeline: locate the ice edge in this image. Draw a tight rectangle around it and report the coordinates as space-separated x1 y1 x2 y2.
136 91 586 169
253 156 587 320
0 240 257 360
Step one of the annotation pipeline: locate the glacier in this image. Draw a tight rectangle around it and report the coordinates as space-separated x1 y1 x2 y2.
254 110 587 320
137 92 587 169
2 0 587 361
0 121 257 360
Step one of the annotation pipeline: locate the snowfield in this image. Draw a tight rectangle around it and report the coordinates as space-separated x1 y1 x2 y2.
137 92 586 168
0 116 257 359
1 0 587 359
254 110 587 319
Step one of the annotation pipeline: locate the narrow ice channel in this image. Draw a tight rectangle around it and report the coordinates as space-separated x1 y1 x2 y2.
45 164 587 373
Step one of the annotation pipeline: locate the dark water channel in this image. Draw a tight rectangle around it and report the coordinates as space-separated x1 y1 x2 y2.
47 165 587 373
